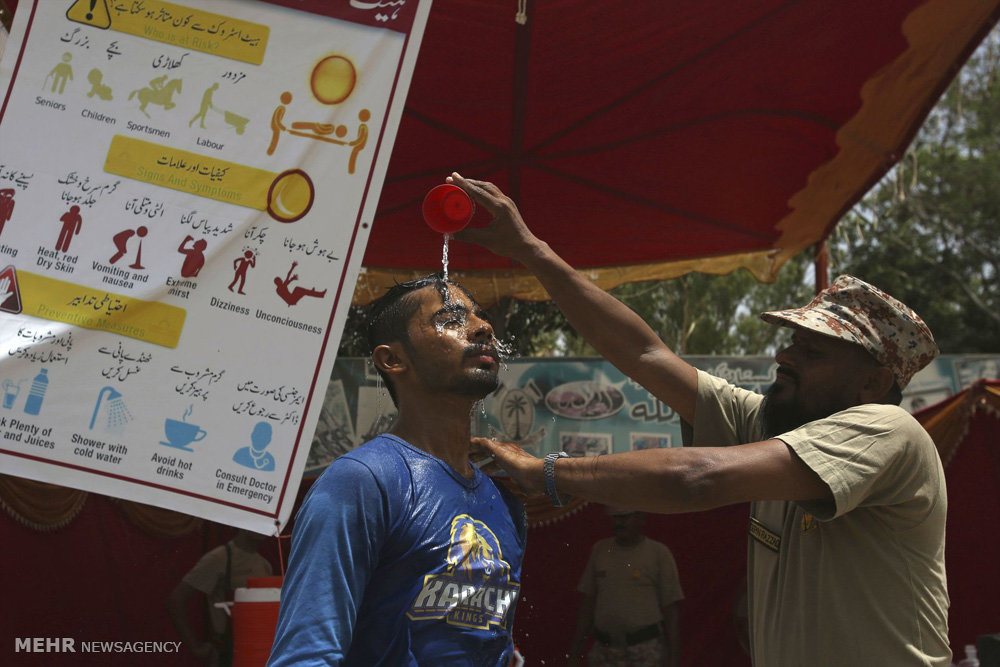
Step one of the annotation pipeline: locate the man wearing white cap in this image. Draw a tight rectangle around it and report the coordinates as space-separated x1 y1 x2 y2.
451 174 950 666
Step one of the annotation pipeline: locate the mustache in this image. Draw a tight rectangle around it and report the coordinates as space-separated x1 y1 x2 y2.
775 366 799 383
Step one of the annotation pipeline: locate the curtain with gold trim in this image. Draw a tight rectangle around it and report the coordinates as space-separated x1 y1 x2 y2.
0 474 86 531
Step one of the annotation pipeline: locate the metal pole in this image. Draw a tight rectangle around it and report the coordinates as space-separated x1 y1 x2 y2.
813 241 829 294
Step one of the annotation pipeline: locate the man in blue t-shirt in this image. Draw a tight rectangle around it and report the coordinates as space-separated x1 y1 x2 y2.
268 275 525 667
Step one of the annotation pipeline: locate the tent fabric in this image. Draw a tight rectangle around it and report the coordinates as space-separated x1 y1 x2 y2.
357 0 1000 305
0 475 86 531
919 379 1000 465
928 381 1000 655
4 0 997 307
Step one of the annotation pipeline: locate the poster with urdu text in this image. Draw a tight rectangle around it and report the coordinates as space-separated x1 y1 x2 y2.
0 0 431 534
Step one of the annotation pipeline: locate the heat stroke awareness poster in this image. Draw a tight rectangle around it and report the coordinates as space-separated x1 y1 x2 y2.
0 0 431 533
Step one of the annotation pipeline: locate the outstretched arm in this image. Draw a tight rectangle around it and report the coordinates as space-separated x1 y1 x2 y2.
451 173 697 422
471 437 830 513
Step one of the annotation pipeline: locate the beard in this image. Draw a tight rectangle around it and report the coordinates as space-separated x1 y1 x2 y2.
761 372 853 439
761 386 812 439
452 343 501 399
451 367 500 398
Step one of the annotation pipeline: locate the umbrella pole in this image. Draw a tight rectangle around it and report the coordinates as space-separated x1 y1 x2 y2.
813 241 829 294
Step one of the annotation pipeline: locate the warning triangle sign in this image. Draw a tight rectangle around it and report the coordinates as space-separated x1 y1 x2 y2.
66 0 112 30
0 265 23 315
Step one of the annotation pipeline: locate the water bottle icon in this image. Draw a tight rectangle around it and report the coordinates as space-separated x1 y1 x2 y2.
24 368 49 416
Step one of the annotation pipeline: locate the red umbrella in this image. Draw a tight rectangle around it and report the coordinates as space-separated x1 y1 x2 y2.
357 0 1000 304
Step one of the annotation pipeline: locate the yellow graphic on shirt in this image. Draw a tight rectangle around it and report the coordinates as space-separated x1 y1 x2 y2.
801 512 818 534
408 514 520 631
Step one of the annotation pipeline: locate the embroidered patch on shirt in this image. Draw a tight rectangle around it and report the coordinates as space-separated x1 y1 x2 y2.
748 517 781 553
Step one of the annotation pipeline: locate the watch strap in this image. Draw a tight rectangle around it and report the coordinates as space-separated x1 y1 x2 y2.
543 452 570 507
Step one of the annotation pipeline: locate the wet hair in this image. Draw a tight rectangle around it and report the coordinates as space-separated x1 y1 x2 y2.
365 273 477 406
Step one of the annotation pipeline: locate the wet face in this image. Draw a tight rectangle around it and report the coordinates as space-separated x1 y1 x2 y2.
762 328 880 438
401 285 500 400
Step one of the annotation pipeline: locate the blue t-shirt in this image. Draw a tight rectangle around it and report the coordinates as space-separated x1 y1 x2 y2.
268 434 526 666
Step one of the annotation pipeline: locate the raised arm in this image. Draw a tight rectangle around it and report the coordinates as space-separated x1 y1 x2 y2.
450 173 698 423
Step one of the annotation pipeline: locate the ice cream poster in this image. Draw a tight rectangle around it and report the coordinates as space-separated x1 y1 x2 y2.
0 0 431 534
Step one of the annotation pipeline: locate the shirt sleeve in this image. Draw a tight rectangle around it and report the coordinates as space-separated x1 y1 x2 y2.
181 547 225 595
776 404 926 521
685 370 766 447
267 458 389 667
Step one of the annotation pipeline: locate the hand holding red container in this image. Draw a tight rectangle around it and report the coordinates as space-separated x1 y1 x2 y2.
422 184 475 234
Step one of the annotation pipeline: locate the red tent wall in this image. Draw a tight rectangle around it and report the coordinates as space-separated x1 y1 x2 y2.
515 502 751 666
2 494 222 666
941 407 1000 652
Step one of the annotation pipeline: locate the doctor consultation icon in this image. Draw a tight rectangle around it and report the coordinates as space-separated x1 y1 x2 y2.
233 421 275 471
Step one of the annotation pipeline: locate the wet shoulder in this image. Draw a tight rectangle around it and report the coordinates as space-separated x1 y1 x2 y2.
314 435 415 490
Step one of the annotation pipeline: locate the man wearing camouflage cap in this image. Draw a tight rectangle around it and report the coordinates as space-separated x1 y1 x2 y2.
452 174 950 666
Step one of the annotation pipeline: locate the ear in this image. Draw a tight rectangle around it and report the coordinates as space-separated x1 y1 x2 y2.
858 365 895 404
372 343 408 378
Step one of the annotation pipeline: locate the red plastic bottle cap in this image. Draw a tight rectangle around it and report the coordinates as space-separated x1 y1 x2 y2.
422 184 475 234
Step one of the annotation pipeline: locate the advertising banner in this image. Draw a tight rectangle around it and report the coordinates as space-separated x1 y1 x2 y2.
0 0 432 533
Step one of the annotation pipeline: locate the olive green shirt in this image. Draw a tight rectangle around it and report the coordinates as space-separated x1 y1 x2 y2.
689 370 950 666
577 536 684 637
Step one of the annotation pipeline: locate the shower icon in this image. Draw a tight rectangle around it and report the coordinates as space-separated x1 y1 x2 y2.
90 386 133 432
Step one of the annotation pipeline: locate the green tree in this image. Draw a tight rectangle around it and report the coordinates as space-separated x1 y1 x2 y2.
832 31 1000 353
479 253 813 359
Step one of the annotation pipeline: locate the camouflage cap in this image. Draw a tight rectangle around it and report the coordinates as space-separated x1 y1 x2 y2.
761 275 938 389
